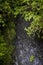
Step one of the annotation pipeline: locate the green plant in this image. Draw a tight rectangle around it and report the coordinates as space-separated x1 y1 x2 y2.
0 35 14 65
24 0 43 38
0 0 43 65
29 55 35 62
0 0 17 65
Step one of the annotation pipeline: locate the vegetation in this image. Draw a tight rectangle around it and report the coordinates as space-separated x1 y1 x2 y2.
29 55 35 62
0 0 16 65
24 0 43 38
0 35 14 65
0 0 43 65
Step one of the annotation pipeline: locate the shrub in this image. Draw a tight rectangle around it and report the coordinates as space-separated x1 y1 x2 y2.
0 35 14 65
24 0 43 38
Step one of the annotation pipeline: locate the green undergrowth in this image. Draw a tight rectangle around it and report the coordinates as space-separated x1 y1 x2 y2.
0 35 15 65
24 0 43 39
0 0 16 65
0 0 43 65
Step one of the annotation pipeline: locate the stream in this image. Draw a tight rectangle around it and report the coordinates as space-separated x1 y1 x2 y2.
13 16 43 65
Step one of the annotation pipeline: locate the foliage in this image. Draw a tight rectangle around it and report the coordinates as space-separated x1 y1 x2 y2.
0 35 14 65
24 0 43 38
0 0 16 43
4 22 16 44
0 0 43 65
29 55 35 62
0 0 16 65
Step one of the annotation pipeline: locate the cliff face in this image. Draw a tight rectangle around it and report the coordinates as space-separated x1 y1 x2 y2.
13 16 43 65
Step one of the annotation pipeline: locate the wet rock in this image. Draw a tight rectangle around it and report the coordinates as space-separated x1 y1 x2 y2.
13 17 43 65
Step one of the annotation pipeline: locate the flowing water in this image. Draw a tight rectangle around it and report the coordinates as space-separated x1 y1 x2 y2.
13 16 43 65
